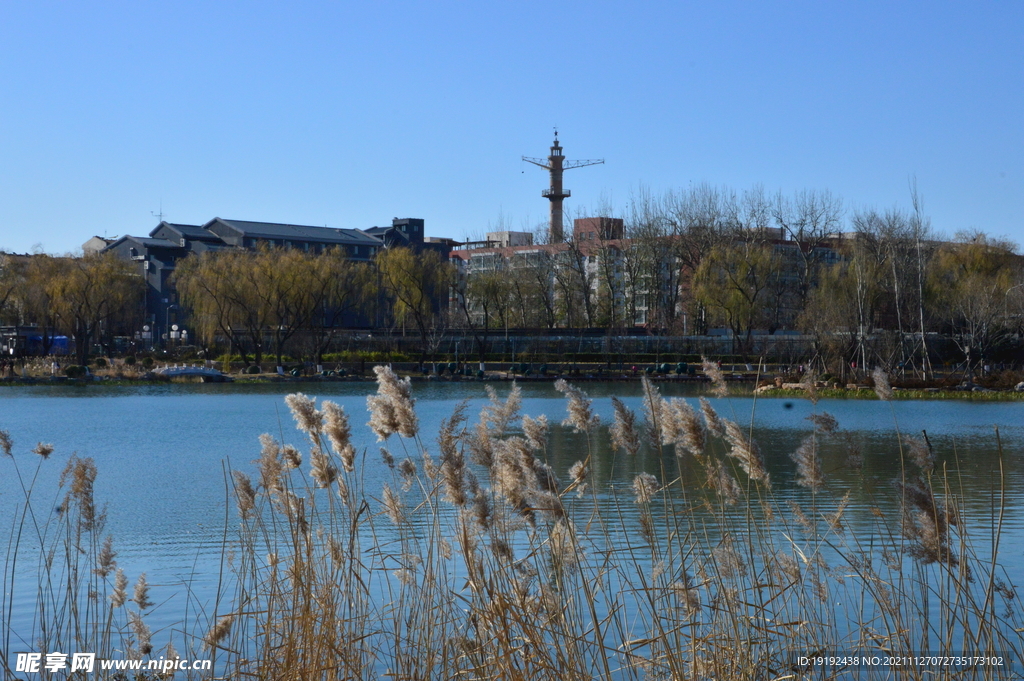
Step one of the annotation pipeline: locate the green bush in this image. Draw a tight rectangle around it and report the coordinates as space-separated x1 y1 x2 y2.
64 365 87 379
245 364 262 375
93 357 107 368
124 355 137 366
141 357 154 369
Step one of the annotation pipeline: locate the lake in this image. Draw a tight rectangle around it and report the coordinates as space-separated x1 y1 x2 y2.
2 380 1023 673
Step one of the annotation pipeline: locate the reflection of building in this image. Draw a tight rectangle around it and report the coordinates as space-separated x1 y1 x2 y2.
96 216 444 345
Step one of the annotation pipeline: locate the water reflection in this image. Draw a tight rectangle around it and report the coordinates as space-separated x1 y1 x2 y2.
2 381 1022 654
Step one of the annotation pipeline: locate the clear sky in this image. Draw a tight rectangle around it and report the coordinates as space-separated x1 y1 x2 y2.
1 1 1021 254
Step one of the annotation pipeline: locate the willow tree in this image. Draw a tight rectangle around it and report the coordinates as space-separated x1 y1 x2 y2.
175 250 264 365
928 234 1019 384
48 253 143 365
376 247 455 363
302 248 373 365
693 242 785 357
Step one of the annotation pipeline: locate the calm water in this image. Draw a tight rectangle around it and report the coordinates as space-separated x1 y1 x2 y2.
2 380 1023 660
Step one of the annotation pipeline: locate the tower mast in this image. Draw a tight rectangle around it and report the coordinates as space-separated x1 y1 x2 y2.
522 131 603 242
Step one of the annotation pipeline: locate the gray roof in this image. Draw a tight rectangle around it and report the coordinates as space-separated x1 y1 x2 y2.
152 222 222 241
109 236 184 250
208 218 383 246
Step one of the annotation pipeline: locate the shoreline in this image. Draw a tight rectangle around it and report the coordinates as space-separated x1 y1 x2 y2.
3 374 1024 400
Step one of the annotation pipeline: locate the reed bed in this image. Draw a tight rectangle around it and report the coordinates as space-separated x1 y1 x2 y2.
3 363 1023 680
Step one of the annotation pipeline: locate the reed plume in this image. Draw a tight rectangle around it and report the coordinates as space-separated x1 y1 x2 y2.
322 400 356 471
632 472 659 504
704 457 741 504
661 398 705 457
310 450 338 488
0 429 11 456
256 433 284 496
554 379 598 433
807 411 839 434
701 356 728 397
872 367 894 401
610 397 641 456
791 435 825 490
232 471 257 519
904 433 935 473
382 483 405 525
699 397 725 437
203 614 235 649
800 367 819 405
128 610 153 655
32 442 54 459
110 568 128 607
132 573 153 609
60 455 100 530
282 444 302 469
285 392 322 436
367 365 418 440
482 382 522 436
521 413 549 453
569 459 589 497
94 535 117 577
723 420 770 485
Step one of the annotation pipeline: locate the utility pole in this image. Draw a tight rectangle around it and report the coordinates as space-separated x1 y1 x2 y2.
522 131 603 243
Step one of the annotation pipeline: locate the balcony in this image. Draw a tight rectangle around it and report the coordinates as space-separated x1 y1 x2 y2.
542 189 570 198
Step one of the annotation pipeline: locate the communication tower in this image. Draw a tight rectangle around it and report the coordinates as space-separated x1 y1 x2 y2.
522 131 603 242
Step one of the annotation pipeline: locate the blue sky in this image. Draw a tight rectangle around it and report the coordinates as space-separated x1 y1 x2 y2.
1 1 1021 254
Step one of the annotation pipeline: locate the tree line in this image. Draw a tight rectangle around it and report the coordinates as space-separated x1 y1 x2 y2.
0 252 143 365
2 182 1022 381
454 183 1024 379
174 245 453 366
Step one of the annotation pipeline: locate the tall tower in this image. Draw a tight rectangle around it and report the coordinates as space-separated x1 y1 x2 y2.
522 131 603 242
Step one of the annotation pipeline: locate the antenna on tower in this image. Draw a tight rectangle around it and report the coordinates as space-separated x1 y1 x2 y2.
151 200 165 223
522 132 603 242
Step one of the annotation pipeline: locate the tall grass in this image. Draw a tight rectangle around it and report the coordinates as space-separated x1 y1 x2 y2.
3 364 1022 679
